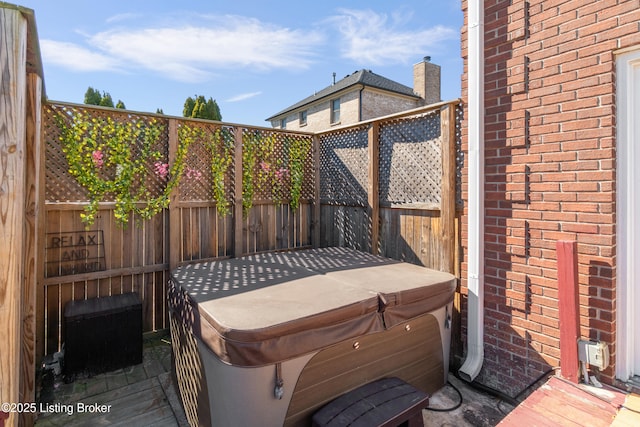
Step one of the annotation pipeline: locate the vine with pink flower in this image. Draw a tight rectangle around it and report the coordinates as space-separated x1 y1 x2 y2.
242 131 311 215
56 112 311 227
56 113 191 227
178 124 234 216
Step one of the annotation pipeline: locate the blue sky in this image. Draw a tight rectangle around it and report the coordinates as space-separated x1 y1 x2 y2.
17 0 463 126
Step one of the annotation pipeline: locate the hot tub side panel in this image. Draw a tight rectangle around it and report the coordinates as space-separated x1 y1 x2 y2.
284 308 451 427
197 340 316 427
169 293 213 427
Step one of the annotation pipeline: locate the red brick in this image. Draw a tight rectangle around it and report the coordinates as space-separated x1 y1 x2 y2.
562 223 599 234
561 182 599 192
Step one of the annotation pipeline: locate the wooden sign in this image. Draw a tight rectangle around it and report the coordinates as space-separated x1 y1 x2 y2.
45 231 106 277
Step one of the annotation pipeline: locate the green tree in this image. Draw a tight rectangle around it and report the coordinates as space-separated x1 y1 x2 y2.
99 92 114 108
84 87 125 109
183 95 222 121
84 87 102 105
156 108 164 114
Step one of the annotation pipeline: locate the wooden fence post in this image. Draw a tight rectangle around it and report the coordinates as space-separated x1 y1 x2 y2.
168 119 180 270
440 103 457 273
312 135 321 248
21 72 43 427
0 7 28 427
368 122 380 255
233 127 244 257
557 240 580 383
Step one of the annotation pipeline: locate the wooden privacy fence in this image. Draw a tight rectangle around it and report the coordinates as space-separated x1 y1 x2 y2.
318 101 462 273
41 102 316 357
39 100 462 359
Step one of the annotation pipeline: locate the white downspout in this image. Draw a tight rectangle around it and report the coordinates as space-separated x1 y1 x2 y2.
459 0 485 382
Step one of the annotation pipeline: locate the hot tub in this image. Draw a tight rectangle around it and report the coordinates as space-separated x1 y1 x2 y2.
168 247 456 427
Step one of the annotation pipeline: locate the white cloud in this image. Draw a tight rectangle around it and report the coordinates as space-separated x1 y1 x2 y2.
105 13 140 24
40 40 121 72
39 15 324 83
328 9 457 65
226 91 262 102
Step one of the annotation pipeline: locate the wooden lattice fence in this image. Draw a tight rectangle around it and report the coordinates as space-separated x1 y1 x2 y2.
40 102 316 356
318 101 462 273
37 100 460 358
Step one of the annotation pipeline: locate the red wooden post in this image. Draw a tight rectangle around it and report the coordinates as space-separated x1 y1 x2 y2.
557 240 580 383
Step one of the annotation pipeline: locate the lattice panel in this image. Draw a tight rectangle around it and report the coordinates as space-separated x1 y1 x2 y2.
44 103 170 203
44 104 89 202
319 126 369 206
379 111 442 206
242 129 314 204
178 123 236 205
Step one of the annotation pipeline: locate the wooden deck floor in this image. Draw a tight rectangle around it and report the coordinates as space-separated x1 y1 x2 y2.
498 376 640 427
35 333 188 427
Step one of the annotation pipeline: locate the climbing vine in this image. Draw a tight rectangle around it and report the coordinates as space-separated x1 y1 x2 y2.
57 112 311 226
287 136 312 210
57 113 190 227
178 124 234 216
242 131 311 215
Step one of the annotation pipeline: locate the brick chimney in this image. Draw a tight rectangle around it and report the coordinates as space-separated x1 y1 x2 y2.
413 56 441 105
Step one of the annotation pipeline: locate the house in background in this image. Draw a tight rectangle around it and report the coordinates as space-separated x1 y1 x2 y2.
266 57 441 132
458 0 640 398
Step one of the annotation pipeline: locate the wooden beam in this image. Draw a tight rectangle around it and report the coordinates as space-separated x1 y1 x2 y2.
557 240 580 383
367 122 380 255
440 103 457 273
312 135 321 248
0 8 28 427
233 127 244 257
20 72 42 427
35 83 47 381
167 119 180 270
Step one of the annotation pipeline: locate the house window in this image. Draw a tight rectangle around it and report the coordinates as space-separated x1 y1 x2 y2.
280 118 286 129
299 110 307 126
330 98 340 124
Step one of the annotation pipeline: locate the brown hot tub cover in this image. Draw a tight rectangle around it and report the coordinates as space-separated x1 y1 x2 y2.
169 247 456 367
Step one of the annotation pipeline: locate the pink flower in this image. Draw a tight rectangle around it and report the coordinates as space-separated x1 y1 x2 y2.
260 161 270 172
92 150 104 168
154 161 169 179
185 168 202 180
275 167 289 180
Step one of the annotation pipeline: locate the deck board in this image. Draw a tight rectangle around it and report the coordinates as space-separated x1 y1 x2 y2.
36 377 178 427
498 376 635 427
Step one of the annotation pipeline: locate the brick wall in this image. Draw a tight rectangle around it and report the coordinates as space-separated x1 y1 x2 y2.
360 89 420 121
460 0 640 396
275 90 361 133
276 89 420 133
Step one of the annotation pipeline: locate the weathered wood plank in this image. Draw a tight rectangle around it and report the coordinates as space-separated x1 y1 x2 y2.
0 9 27 424
21 72 42 424
233 127 244 257
37 377 177 427
440 104 457 274
198 207 210 258
45 284 59 355
167 119 180 269
368 122 380 254
557 240 580 383
312 136 321 248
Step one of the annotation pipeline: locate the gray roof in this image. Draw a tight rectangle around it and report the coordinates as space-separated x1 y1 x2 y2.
266 69 420 121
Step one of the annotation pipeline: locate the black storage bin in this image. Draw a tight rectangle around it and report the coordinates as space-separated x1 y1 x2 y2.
64 292 142 376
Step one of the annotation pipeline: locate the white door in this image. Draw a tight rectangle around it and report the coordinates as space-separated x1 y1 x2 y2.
617 48 640 382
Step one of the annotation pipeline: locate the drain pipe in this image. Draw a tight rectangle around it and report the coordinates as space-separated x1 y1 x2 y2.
458 0 485 382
